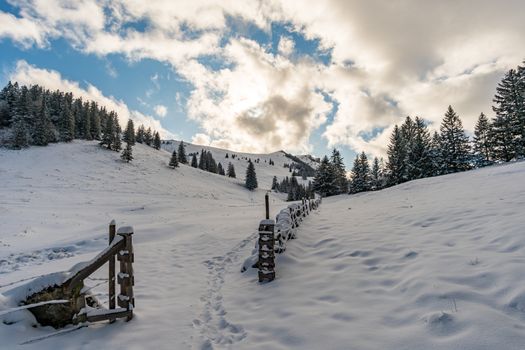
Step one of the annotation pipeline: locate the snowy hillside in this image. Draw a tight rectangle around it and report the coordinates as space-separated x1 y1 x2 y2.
161 140 313 187
1 142 525 349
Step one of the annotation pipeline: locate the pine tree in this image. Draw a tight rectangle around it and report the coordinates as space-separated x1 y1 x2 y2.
271 176 278 191
227 162 236 178
169 150 179 168
191 153 198 168
218 162 225 175
370 157 382 190
473 113 493 167
11 120 29 149
407 117 433 179
144 127 153 146
198 149 206 170
207 152 218 173
245 160 258 190
330 148 348 194
58 101 74 142
111 113 122 152
32 97 51 146
82 101 92 140
429 131 445 176
492 68 525 158
89 101 101 140
121 142 133 163
350 152 370 193
440 106 471 173
386 125 407 185
101 112 114 149
313 155 338 197
178 141 187 164
123 119 135 145
153 132 161 150
136 125 145 144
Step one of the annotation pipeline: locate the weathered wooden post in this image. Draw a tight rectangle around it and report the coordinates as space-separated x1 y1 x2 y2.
108 220 116 320
265 192 270 220
258 219 275 282
117 226 134 321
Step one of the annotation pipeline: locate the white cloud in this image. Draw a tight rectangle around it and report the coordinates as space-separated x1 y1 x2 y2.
9 60 174 138
154 104 168 118
277 36 294 56
2 0 525 156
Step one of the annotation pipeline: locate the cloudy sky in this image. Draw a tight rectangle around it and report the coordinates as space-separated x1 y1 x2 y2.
1 0 524 165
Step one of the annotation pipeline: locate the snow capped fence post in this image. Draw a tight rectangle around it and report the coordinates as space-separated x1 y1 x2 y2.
258 220 275 283
117 226 135 321
109 220 116 320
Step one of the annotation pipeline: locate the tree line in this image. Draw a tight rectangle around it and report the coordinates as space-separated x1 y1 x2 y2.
314 59 525 196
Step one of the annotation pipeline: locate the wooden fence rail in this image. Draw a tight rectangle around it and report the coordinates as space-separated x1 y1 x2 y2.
258 194 322 283
21 221 135 328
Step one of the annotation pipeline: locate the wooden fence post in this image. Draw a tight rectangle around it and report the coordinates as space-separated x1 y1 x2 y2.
108 220 116 321
117 226 134 321
258 219 275 283
265 192 270 220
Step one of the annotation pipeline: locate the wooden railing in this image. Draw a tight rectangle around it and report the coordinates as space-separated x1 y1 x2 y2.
258 194 321 283
21 221 135 328
66 222 135 323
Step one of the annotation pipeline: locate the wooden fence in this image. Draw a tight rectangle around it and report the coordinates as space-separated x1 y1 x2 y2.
67 221 135 323
258 194 321 283
18 221 135 328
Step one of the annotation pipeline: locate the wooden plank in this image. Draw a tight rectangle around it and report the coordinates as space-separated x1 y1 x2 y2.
86 308 131 323
109 221 116 314
64 237 125 292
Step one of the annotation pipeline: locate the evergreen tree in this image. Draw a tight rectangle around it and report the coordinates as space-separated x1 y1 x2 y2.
330 148 348 194
440 106 471 173
178 141 188 164
313 155 338 197
227 162 236 178
245 160 258 190
101 112 114 149
218 162 225 175
370 157 382 190
123 119 135 145
429 131 445 176
169 150 179 168
350 152 371 193
191 153 198 168
82 101 92 140
11 120 29 149
386 125 407 185
207 152 218 173
407 117 433 179
32 97 51 146
153 131 161 150
473 113 493 167
89 101 101 140
121 142 133 163
136 125 145 144
111 113 122 151
58 101 74 142
491 112 515 162
144 127 153 146
492 68 525 158
198 149 206 170
271 176 279 191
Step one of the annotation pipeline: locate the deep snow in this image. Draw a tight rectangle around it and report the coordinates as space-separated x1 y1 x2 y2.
1 141 525 349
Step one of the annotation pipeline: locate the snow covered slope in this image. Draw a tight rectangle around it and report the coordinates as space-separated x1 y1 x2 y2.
162 140 308 187
0 141 290 348
229 161 525 350
1 141 525 350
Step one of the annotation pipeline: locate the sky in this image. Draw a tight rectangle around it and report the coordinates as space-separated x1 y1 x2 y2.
0 0 524 166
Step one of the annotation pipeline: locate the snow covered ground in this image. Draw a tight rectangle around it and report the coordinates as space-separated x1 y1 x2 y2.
1 141 525 349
